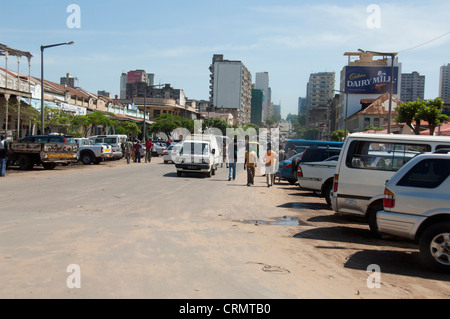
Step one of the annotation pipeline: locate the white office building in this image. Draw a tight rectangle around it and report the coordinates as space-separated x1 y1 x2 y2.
209 54 252 125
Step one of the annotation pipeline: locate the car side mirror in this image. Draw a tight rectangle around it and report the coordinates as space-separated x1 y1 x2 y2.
212 149 216 155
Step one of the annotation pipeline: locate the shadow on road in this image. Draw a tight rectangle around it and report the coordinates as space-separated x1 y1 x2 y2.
343 249 450 281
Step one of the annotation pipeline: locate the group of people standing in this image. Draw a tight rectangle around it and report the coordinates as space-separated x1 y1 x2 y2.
227 140 279 187
123 138 154 164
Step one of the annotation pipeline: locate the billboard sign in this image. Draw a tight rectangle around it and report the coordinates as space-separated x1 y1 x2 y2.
345 66 398 94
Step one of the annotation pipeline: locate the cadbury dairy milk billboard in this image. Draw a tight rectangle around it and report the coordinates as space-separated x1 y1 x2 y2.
345 66 398 94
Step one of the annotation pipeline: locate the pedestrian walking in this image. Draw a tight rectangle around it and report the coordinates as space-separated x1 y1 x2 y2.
221 140 228 168
244 143 258 186
133 139 142 163
145 138 153 163
124 139 133 164
0 135 8 177
228 138 238 181
263 143 278 187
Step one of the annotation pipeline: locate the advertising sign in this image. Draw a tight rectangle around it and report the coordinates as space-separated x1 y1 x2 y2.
345 66 398 94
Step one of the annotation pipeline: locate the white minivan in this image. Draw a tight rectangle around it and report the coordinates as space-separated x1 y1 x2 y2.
174 134 220 177
331 133 450 235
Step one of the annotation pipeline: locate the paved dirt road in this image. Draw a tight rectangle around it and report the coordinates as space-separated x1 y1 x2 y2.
0 157 449 299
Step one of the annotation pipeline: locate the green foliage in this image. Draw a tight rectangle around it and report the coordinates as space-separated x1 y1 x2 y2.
203 117 230 134
395 98 448 135
329 129 345 141
150 114 195 139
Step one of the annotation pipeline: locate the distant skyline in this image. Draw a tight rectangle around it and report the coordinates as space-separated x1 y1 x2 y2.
1 0 450 119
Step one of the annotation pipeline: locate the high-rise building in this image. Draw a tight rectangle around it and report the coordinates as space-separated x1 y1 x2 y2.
298 97 307 115
251 89 264 125
120 70 152 99
439 63 450 103
306 72 335 111
60 73 79 88
255 72 270 121
209 54 252 125
401 71 425 102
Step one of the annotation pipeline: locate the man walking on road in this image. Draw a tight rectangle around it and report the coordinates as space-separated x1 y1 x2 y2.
124 139 133 164
134 139 142 163
228 137 238 181
145 138 153 163
263 143 278 187
0 135 8 177
244 143 258 186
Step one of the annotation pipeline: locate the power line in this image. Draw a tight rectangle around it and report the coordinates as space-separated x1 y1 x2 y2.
398 31 450 53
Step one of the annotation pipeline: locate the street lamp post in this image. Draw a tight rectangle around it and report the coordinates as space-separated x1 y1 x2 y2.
40 41 74 134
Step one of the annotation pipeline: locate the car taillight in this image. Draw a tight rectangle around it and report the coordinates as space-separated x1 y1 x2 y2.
333 174 339 192
284 163 292 169
163 152 169 155
297 167 303 177
383 188 395 208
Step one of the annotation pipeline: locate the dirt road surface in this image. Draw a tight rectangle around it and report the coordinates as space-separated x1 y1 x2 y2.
0 157 449 299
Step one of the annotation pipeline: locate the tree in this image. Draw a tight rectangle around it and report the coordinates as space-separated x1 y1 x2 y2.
150 114 194 139
419 98 449 135
330 129 345 142
202 117 229 135
395 99 424 135
395 98 448 135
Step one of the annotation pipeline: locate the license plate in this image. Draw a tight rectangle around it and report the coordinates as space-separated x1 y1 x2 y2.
187 166 197 169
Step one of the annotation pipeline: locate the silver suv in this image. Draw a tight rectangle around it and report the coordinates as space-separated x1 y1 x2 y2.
377 153 450 272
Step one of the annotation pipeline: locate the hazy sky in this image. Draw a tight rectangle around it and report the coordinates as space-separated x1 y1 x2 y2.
2 0 450 118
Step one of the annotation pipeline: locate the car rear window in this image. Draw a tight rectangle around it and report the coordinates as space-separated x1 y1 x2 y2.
397 158 450 188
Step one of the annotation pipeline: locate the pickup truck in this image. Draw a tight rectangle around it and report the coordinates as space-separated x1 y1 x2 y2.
7 134 78 170
75 138 113 165
297 155 339 207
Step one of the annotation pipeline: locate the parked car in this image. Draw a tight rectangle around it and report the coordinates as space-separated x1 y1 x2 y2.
163 143 181 163
331 133 450 236
297 155 340 206
74 138 112 165
276 146 342 185
89 135 127 159
152 141 167 157
376 153 450 272
284 139 343 153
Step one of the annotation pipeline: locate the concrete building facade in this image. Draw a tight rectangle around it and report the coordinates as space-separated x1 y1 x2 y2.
439 63 450 103
401 71 425 102
209 54 252 125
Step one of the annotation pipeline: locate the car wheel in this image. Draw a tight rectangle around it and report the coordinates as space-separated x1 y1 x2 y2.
419 222 450 273
18 155 33 170
367 201 383 238
81 153 93 165
323 182 332 208
42 162 56 170
177 171 182 177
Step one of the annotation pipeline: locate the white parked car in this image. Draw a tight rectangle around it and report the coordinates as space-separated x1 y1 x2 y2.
152 141 167 156
377 153 450 272
163 143 181 163
331 133 450 236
